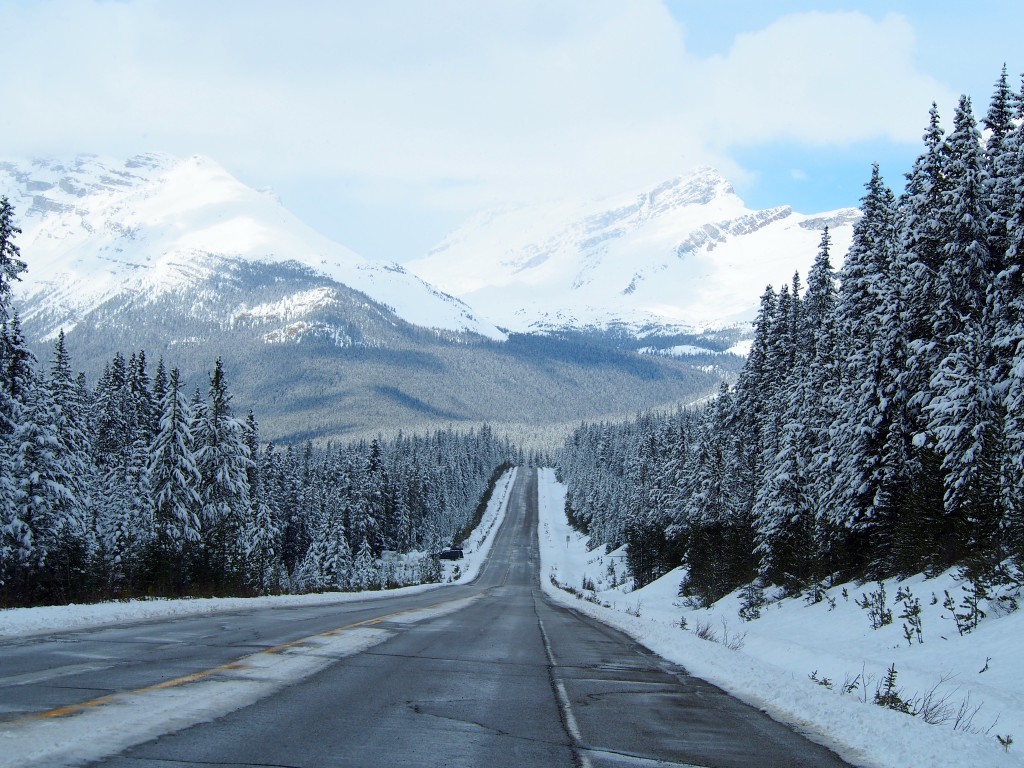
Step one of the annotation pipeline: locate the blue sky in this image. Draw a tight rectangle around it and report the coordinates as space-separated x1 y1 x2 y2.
668 1 1024 213
3 1 1022 262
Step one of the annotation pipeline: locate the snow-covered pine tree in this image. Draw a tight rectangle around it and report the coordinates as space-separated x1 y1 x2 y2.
730 287 778 523
984 73 1024 563
239 413 283 593
323 510 353 591
193 358 253 591
147 367 202 592
10 366 93 603
352 538 377 591
0 310 34 597
0 196 26 320
925 96 1003 560
152 357 168 409
127 351 159 447
678 384 752 606
37 332 97 602
823 165 900 570
983 65 1017 262
756 258 839 591
753 281 801 587
0 199 27 524
97 433 153 595
93 353 130 466
0 311 32 418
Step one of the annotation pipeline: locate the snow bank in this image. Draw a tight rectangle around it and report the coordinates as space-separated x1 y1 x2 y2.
0 588 434 641
0 468 517 640
537 468 1023 768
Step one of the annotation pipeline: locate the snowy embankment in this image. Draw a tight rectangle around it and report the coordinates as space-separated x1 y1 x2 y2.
449 466 517 582
537 468 1023 768
0 468 517 641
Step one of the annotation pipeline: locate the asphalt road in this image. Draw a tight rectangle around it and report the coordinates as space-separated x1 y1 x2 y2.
0 469 854 768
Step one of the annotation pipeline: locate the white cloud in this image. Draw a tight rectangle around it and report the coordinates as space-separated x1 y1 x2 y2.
688 12 956 148
0 2 963 220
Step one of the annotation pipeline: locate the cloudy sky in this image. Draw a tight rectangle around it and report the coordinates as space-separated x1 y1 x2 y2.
3 0 1022 262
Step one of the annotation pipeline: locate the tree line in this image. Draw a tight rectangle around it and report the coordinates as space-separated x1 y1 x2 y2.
0 202 516 606
559 68 1024 607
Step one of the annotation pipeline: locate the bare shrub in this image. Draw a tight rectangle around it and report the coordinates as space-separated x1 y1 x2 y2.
692 619 717 642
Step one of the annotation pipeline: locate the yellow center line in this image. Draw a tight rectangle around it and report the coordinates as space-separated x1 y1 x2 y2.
19 595 468 723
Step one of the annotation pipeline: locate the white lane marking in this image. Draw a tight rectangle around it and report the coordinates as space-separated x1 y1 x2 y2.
0 662 115 688
580 747 710 767
537 614 593 768
554 679 584 741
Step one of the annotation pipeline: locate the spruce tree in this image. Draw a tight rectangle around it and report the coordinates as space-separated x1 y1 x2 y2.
925 95 1002 560
147 367 202 591
194 358 253 590
826 165 900 551
0 197 26 321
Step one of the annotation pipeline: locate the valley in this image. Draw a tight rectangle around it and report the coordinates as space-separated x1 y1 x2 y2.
0 153 852 444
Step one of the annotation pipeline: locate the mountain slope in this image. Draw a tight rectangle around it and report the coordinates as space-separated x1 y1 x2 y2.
1 153 733 444
408 168 858 334
50 257 731 446
1 153 502 341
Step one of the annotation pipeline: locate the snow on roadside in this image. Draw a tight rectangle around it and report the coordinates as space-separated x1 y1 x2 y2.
536 468 1023 768
0 468 517 641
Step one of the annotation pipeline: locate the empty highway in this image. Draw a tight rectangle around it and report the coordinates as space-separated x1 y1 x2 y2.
0 469 852 767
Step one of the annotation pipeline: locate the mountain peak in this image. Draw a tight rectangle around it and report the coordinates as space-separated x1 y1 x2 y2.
0 152 505 340
408 167 856 333
643 167 736 209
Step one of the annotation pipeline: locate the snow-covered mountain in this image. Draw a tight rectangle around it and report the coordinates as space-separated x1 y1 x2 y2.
0 154 853 441
408 168 859 335
0 153 735 442
0 153 503 341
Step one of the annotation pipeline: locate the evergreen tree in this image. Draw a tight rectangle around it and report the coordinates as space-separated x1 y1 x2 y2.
0 197 26 321
925 96 1003 560
10 380 89 603
824 166 901 564
194 358 253 590
983 64 1017 262
147 367 202 591
239 414 283 593
352 538 377 591
0 313 33 466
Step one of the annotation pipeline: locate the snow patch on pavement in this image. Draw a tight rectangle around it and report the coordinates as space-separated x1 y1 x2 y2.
0 626 391 768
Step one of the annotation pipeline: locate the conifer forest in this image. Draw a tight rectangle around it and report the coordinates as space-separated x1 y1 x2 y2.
559 72 1024 607
4 70 1024 618
0 199 516 606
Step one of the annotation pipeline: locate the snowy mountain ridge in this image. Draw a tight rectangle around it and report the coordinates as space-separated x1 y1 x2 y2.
408 167 860 334
0 153 504 341
2 154 860 346
0 153 742 443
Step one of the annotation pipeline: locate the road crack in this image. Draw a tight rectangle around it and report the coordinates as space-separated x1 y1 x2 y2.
406 699 572 752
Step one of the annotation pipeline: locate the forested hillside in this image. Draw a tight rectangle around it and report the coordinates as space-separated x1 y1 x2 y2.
0 209 516 605
559 70 1024 607
24 263 733 446
5 152 738 446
